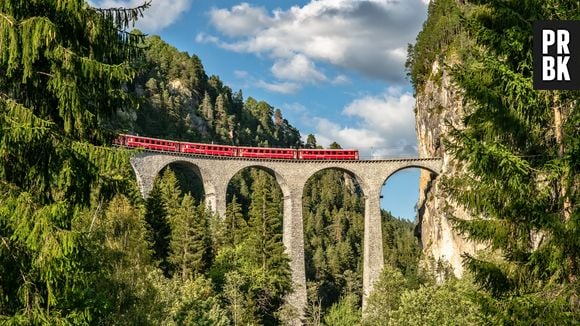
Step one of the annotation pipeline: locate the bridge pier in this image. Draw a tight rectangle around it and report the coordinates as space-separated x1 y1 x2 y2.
362 184 384 310
282 185 308 324
204 177 228 218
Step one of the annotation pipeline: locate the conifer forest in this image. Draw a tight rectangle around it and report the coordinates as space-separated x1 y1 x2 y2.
0 0 578 325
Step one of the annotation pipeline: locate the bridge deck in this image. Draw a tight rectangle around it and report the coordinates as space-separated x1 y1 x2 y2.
124 148 441 163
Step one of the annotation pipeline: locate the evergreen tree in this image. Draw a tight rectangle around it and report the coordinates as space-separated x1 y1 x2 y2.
92 194 162 325
223 271 259 326
0 0 147 322
224 195 247 247
222 170 292 324
168 194 210 280
200 91 214 127
442 0 579 323
306 134 318 149
302 169 367 311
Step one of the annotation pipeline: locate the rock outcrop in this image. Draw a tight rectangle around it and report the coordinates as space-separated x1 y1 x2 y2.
415 59 481 278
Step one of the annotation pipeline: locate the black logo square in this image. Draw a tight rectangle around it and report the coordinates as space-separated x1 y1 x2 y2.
533 21 580 90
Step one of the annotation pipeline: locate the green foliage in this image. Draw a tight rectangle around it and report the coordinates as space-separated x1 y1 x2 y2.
0 0 147 322
363 265 408 325
364 267 481 326
323 294 361 326
224 195 247 247
214 169 292 324
222 270 260 325
386 279 482 326
87 194 164 325
406 0 463 89
381 210 424 286
129 35 302 148
168 194 212 280
303 169 365 311
414 0 580 324
167 276 230 326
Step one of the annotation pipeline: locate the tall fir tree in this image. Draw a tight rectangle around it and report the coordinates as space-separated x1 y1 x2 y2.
168 194 211 280
224 195 247 247
443 0 579 323
0 0 148 322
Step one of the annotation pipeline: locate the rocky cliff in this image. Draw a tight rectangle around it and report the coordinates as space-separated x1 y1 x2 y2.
415 58 481 278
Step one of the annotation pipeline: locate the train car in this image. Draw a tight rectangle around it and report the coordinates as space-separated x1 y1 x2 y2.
298 149 359 160
181 142 237 157
114 134 361 161
121 134 180 152
237 146 297 159
113 134 126 146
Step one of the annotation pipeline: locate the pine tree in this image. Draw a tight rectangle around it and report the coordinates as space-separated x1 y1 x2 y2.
245 171 288 274
306 134 318 149
168 194 210 280
94 194 161 325
0 0 148 322
225 195 247 247
239 170 291 323
443 0 579 323
200 91 214 126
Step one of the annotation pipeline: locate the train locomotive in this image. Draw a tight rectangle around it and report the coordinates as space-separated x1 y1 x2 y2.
114 134 359 160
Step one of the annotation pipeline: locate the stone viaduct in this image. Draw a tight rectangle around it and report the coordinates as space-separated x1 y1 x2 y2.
130 151 442 321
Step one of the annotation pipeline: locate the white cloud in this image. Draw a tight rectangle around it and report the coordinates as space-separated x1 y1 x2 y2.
234 70 249 78
271 54 326 83
203 0 428 83
196 32 220 44
89 0 191 33
313 88 417 158
255 80 301 94
331 74 351 85
282 102 307 114
209 3 273 37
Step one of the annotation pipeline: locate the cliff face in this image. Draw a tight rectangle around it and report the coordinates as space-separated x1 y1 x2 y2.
415 59 480 277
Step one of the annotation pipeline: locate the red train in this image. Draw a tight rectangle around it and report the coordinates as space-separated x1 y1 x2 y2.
114 134 359 160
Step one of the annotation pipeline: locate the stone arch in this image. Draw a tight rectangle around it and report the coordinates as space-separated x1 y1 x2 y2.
382 163 439 184
303 166 368 196
300 166 368 309
157 160 208 193
378 164 440 281
380 164 439 228
226 164 291 199
146 158 216 212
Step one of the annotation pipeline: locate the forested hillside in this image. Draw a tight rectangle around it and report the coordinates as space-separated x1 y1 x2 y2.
122 35 302 148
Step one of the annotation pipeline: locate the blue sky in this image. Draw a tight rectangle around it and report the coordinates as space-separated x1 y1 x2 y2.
92 0 430 220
